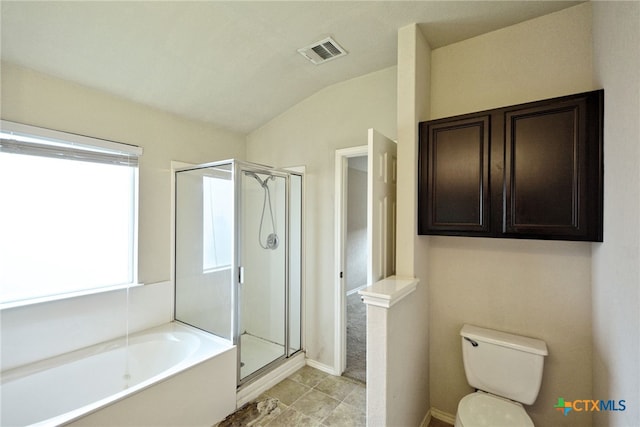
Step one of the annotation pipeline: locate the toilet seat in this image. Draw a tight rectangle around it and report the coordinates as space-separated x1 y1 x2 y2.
456 392 534 427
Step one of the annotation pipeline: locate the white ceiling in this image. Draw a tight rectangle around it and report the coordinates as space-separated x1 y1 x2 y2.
1 1 581 134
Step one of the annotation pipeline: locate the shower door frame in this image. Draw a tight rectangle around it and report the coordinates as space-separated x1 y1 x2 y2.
174 160 236 342
234 160 302 387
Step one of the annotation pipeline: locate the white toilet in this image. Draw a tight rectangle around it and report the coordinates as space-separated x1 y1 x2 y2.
455 324 548 427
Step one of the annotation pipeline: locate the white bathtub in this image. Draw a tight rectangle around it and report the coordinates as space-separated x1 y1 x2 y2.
0 322 237 426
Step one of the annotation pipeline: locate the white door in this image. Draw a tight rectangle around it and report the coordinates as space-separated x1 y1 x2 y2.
367 128 397 284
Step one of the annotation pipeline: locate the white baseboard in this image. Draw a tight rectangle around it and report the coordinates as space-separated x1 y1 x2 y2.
420 408 432 427
305 358 341 376
430 407 456 425
236 352 306 407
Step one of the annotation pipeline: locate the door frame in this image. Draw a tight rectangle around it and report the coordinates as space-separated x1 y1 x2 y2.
235 163 292 387
334 145 368 375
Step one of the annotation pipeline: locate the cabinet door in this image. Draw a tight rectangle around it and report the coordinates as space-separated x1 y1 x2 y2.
503 91 603 241
418 115 490 235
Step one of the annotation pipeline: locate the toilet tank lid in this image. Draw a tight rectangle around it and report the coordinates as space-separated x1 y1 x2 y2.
460 324 548 356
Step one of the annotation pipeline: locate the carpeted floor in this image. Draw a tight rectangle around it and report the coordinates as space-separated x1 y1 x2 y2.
343 292 366 383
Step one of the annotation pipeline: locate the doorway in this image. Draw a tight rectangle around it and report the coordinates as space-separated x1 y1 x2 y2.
334 129 397 381
344 155 368 382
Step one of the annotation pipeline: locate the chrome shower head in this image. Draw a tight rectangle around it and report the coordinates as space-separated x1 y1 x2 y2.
246 171 275 188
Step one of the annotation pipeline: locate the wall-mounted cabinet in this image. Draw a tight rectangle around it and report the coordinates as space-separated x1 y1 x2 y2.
418 89 603 242
418 114 492 236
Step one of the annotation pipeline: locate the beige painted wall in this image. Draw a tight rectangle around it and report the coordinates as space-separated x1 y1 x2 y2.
246 66 397 368
427 4 595 426
395 23 432 424
1 62 246 285
592 2 640 426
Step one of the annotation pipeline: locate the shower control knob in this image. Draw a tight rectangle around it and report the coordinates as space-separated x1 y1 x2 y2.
267 233 279 250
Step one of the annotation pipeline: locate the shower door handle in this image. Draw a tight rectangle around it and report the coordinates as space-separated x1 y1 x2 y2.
238 266 245 284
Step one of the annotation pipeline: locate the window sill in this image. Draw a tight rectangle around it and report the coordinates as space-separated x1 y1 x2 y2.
0 283 144 311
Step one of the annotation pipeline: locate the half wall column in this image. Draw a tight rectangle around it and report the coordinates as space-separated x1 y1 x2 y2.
360 276 419 426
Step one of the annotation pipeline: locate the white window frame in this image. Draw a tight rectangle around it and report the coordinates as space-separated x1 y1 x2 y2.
0 120 143 309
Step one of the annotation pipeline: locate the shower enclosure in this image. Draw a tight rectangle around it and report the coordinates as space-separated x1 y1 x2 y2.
174 160 303 386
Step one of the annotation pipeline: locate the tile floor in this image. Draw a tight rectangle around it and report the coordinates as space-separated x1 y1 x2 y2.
218 365 453 427
218 366 365 426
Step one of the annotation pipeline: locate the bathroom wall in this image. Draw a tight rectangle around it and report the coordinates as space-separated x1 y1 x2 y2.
395 23 432 425
591 2 640 426
246 66 397 370
241 173 287 346
426 4 594 427
1 62 246 285
1 62 246 366
1 281 172 371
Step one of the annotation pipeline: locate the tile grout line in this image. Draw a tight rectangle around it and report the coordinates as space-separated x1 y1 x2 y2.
309 377 366 425
261 368 366 426
288 376 362 425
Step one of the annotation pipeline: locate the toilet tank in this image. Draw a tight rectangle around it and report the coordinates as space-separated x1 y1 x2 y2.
460 324 548 405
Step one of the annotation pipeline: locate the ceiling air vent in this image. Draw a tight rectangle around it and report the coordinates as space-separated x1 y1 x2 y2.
297 37 347 65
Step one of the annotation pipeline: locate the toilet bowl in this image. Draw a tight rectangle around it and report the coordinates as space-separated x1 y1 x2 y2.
455 325 548 427
454 391 533 427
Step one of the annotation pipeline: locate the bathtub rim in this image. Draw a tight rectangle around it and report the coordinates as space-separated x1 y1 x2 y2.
1 321 235 427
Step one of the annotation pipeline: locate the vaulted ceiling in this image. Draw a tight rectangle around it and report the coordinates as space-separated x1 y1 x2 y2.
1 1 580 133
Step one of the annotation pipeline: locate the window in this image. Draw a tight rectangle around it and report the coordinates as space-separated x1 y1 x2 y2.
0 121 142 306
202 174 232 271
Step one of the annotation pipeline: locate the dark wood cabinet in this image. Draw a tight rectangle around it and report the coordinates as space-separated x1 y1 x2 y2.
418 114 491 235
418 89 603 242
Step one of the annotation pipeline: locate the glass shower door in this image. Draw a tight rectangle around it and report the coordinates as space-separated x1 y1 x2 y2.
238 168 287 382
175 162 234 341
